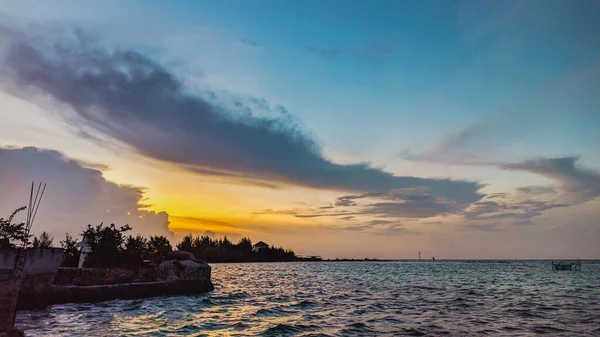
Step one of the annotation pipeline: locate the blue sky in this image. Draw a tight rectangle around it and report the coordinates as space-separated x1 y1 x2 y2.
4 0 598 164
1 0 599 258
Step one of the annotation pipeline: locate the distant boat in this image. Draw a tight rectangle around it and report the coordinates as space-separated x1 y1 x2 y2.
552 260 581 271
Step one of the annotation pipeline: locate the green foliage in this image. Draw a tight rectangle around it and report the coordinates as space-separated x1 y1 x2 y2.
60 233 80 267
0 206 31 249
33 231 54 248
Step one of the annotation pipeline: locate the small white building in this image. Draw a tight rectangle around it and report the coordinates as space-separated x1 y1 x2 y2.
252 241 269 252
76 238 91 268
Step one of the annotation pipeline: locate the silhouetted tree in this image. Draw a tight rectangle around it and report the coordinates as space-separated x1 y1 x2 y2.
237 237 252 252
236 237 253 261
219 236 233 250
81 223 132 268
177 234 194 252
123 235 147 268
0 206 31 249
146 235 172 262
60 233 80 267
33 231 54 248
174 234 298 263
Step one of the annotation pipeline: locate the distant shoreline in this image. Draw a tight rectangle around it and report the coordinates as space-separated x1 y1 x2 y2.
210 258 599 263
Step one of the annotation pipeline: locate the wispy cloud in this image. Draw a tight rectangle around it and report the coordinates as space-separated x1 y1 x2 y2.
516 185 557 197
464 199 569 224
0 26 482 203
307 44 395 62
307 46 344 58
328 220 406 236
253 188 471 222
503 156 600 203
238 38 261 48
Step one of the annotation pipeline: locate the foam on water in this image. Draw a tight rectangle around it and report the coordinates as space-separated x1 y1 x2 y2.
16 261 600 336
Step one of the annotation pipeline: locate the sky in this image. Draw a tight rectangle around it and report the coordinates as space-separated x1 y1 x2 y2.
0 0 599 259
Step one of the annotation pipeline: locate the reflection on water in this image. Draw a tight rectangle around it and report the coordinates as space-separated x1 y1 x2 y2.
17 261 600 336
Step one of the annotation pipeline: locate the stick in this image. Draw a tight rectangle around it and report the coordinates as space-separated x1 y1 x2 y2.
28 182 42 232
26 181 34 228
29 183 46 233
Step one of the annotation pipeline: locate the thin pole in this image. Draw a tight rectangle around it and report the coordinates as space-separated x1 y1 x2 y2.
26 181 34 228
29 183 46 234
29 182 42 228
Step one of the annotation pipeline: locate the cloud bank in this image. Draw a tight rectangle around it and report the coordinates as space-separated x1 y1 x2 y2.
0 26 482 203
0 146 171 239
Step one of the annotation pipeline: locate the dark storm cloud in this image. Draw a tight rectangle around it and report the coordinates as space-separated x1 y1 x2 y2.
0 27 483 202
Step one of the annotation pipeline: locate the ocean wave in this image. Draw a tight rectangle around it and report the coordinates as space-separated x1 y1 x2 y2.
16 261 600 336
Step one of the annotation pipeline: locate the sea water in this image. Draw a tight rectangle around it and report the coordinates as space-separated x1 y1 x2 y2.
16 261 600 336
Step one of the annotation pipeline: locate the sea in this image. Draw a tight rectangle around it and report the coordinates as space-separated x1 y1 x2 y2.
16 261 600 336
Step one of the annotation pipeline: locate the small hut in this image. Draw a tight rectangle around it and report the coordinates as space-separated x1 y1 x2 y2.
253 241 269 252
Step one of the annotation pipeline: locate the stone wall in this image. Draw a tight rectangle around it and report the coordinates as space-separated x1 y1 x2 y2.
18 279 214 310
9 254 213 311
54 267 156 286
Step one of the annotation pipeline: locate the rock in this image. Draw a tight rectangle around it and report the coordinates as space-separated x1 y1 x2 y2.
165 251 197 261
0 328 25 337
156 259 211 282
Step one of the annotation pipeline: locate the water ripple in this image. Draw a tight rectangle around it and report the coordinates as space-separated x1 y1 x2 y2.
16 261 600 336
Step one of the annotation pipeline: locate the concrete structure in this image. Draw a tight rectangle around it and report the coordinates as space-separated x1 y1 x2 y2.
0 250 25 337
0 248 63 292
18 260 213 310
253 241 269 252
0 248 62 335
1 248 213 313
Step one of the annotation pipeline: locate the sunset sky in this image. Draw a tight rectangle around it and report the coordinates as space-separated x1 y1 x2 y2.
1 0 599 259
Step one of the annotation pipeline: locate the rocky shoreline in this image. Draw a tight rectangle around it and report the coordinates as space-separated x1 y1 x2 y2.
18 259 213 310
18 278 213 310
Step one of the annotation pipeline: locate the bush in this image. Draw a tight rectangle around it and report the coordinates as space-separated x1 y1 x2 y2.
33 231 54 248
60 233 80 267
123 235 147 268
81 223 131 268
147 235 173 262
0 206 31 249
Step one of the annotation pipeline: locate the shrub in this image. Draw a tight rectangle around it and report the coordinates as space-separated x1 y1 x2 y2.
33 231 54 248
60 233 80 267
0 206 31 249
